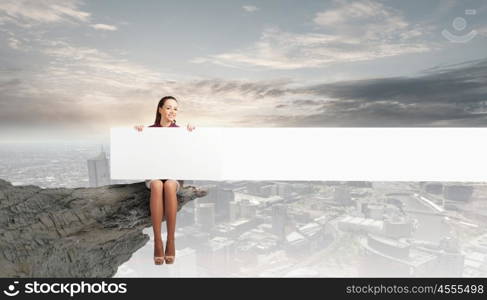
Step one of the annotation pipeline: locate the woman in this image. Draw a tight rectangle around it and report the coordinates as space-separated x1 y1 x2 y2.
134 96 195 265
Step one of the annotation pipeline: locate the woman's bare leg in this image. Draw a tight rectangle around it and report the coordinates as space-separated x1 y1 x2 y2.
150 180 164 259
163 180 178 261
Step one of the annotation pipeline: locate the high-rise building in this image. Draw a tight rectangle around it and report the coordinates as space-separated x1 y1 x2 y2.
195 203 215 231
199 184 219 204
277 182 293 197
216 188 235 222
87 145 111 187
248 181 264 196
229 201 239 222
272 203 287 240
239 198 257 219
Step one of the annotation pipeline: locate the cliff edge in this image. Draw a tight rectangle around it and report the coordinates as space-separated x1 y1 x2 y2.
0 179 207 277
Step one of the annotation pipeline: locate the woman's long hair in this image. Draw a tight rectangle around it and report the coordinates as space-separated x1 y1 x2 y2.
153 96 178 126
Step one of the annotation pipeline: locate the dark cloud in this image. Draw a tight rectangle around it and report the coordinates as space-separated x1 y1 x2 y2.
223 58 487 127
287 58 487 126
291 99 323 106
275 99 324 109
306 60 487 105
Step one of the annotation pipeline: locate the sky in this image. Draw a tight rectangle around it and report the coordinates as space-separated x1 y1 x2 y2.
0 0 487 142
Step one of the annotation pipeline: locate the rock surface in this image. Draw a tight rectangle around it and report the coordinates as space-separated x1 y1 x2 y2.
0 179 207 277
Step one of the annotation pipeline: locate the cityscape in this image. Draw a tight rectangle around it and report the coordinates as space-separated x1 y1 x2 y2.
0 141 486 277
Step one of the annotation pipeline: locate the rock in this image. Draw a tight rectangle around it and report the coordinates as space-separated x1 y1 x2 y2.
0 178 207 277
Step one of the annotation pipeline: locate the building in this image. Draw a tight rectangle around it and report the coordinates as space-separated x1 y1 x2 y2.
334 186 353 206
229 200 239 222
364 203 385 220
272 203 287 240
297 222 324 251
239 198 258 219
382 217 414 238
167 247 197 277
216 188 235 222
359 234 438 276
337 215 383 234
260 184 278 197
195 203 215 231
207 237 237 275
277 182 293 197
443 184 474 202
285 231 309 257
291 182 313 195
248 181 268 196
422 182 443 194
199 184 219 204
87 145 111 187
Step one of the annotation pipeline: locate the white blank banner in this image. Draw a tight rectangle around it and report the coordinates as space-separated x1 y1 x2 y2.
110 127 487 181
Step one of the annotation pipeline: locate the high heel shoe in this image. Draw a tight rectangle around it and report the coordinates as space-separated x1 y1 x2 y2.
154 240 165 265
154 256 165 265
164 238 176 264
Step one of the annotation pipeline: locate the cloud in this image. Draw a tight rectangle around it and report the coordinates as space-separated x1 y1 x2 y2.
0 0 90 26
0 38 174 133
0 30 295 131
314 0 402 27
90 23 118 31
0 0 118 35
0 2 485 139
287 59 487 126
188 58 487 127
4 57 487 130
242 5 259 12
192 27 430 70
193 0 433 70
7 37 20 49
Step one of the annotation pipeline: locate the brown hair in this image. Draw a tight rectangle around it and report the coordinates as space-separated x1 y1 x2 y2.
153 96 178 127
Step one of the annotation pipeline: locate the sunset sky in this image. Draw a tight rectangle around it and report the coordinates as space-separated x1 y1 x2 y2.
1 0 486 142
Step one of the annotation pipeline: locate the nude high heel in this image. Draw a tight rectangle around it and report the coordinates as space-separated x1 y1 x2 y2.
154 240 165 265
164 238 176 264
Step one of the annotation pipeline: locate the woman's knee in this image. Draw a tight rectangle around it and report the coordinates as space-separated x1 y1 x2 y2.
150 180 164 190
163 180 179 191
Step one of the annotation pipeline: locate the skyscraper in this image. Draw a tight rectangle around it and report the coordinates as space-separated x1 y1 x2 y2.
272 203 287 240
87 145 111 187
216 188 235 222
195 202 215 231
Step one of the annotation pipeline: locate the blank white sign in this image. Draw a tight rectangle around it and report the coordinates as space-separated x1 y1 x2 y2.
110 127 487 181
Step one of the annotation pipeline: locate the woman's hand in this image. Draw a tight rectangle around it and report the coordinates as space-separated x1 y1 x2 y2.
134 125 145 132
186 123 196 132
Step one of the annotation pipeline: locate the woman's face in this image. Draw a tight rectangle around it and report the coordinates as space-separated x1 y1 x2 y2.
159 99 178 122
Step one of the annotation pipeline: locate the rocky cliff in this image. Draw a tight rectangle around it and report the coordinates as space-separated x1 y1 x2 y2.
0 179 207 277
